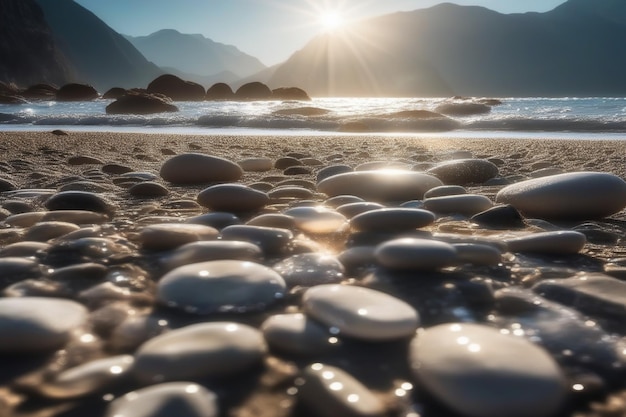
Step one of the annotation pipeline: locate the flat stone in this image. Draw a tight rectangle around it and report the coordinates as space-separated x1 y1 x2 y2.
316 165 353 183
186 212 241 230
220 225 293 256
375 238 458 270
45 191 116 216
303 284 419 341
197 183 269 212
424 194 493 216
129 181 169 198
159 153 243 184
267 186 314 200
284 206 349 234
0 257 44 288
0 297 88 353
471 204 526 229
41 210 109 225
0 241 49 257
24 221 81 242
453 243 502 266
261 313 336 355
157 260 286 314
238 157 274 172
505 231 586 255
410 323 567 417
336 202 385 219
427 159 499 185
423 185 467 198
299 363 386 417
161 241 263 272
139 223 219 251
495 172 626 220
134 322 266 382
272 253 344 286
317 170 443 202
533 273 626 320
105 382 218 417
350 208 435 232
324 195 365 208
246 213 297 230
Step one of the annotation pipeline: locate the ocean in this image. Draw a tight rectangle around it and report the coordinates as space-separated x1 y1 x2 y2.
2 97 626 139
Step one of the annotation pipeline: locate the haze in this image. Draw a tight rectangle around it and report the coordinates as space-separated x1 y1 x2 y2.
74 0 567 66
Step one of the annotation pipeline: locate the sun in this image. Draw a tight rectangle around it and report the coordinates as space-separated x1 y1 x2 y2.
319 11 344 31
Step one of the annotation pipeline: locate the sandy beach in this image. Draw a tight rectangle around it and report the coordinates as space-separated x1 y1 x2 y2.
1 130 626 417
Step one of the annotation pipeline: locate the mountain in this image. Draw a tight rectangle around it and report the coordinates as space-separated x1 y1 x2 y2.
126 29 266 80
34 0 162 91
267 0 626 97
0 0 72 88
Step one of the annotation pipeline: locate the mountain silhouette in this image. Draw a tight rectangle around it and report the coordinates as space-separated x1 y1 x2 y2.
126 29 266 80
267 0 626 97
34 0 161 91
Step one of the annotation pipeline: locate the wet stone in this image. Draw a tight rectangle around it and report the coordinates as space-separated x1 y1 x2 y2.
0 297 88 353
160 240 263 272
133 322 266 383
197 183 269 212
505 231 586 255
157 260 286 314
453 243 502 266
261 313 337 356
303 284 420 341
375 237 458 270
105 382 218 417
410 323 567 417
138 223 219 251
299 363 386 417
272 253 345 287
350 208 435 233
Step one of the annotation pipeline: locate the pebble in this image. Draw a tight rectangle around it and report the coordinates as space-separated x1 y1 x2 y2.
186 212 241 229
427 158 499 185
24 221 81 242
374 237 458 270
161 240 263 272
317 170 443 202
299 363 386 417
261 313 337 355
220 225 293 256
267 185 314 199
159 153 243 184
284 206 349 234
303 284 420 341
453 243 503 266
238 157 274 171
336 202 385 218
495 172 626 220
505 231 586 254
423 185 467 198
0 241 49 257
471 204 526 229
350 208 435 232
272 253 345 286
138 223 219 251
41 210 109 224
316 164 353 183
246 213 297 229
424 194 493 216
197 183 269 212
157 260 286 314
44 190 116 216
105 382 218 417
133 322 266 382
324 195 365 207
410 323 567 417
128 181 169 197
0 297 88 353
0 257 44 287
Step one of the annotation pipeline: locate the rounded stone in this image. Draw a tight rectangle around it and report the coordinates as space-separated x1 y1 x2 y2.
453 243 502 266
197 184 269 212
134 322 266 382
246 213 297 230
139 223 219 251
424 185 467 198
261 313 336 356
41 210 109 225
303 284 419 341
284 206 349 235
505 231 586 255
220 225 293 256
160 240 263 272
299 363 386 417
324 195 364 208
157 260 287 314
317 170 443 202
336 202 385 219
495 172 626 220
0 297 88 353
129 181 169 198
350 208 435 232
267 186 314 200
44 191 116 216
24 221 81 242
186 212 241 230
427 159 499 185
238 157 274 172
316 165 353 183
410 323 567 417
424 194 493 216
375 238 458 270
105 382 218 417
159 153 243 185
272 253 345 286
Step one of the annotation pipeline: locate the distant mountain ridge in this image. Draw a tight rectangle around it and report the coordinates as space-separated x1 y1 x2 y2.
126 29 266 80
34 0 161 91
266 0 626 97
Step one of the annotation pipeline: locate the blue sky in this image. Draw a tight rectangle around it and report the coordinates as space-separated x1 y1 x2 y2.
74 0 567 66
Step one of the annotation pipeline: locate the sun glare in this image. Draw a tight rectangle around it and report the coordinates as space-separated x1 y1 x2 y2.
319 11 344 31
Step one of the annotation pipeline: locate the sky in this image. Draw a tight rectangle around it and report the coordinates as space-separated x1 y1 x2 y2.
74 0 568 66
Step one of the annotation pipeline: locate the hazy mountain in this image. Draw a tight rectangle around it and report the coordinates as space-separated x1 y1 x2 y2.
267 0 626 97
126 29 266 79
34 0 162 91
0 0 72 88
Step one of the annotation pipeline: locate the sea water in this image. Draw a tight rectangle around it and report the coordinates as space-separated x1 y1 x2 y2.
1 97 626 139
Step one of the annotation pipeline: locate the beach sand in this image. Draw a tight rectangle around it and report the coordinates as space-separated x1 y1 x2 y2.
1 130 626 417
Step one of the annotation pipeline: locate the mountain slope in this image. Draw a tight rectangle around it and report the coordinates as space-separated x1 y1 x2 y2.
126 29 266 79
34 0 162 91
0 0 72 88
267 0 626 97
